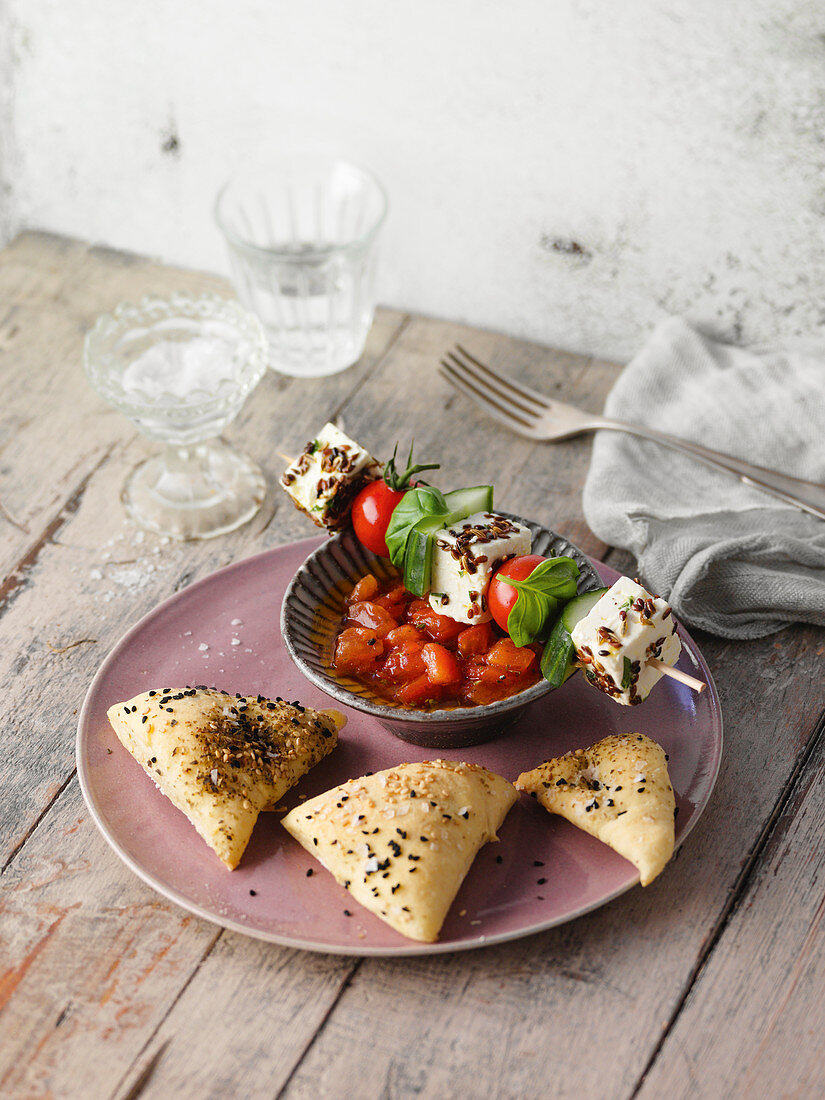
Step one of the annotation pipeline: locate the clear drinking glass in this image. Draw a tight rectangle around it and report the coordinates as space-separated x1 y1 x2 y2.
84 293 268 540
214 157 388 378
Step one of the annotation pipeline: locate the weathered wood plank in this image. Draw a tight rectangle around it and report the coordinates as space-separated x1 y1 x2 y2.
635 709 825 1100
0 780 353 1100
0 233 227 577
111 940 357 1100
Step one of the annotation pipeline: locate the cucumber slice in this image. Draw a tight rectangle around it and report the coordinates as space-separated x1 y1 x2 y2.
560 586 609 631
402 485 494 597
403 514 446 597
442 484 494 515
541 586 608 689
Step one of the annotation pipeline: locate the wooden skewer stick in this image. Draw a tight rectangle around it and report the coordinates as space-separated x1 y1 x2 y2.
647 657 706 693
575 658 706 694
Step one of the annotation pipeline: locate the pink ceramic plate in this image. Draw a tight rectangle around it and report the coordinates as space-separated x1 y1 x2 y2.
77 536 723 957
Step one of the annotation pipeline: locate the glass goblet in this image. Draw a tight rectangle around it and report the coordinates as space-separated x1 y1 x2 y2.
84 292 268 540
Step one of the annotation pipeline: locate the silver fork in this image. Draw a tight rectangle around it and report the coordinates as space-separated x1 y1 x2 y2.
440 345 825 522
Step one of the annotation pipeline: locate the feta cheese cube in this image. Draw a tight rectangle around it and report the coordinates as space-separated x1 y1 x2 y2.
280 423 380 529
570 577 681 705
428 512 532 624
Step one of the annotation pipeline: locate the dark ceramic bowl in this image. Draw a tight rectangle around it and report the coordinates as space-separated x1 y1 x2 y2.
280 514 602 750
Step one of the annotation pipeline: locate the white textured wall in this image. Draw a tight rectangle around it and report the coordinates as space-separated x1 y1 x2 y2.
3 0 825 361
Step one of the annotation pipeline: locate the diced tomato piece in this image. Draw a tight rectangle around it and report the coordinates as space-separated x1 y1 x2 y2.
485 637 537 673
421 642 461 685
381 643 427 682
375 584 407 606
456 622 494 658
463 661 511 685
397 673 443 705
334 626 385 672
406 602 464 643
374 594 408 614
385 624 424 648
407 598 433 616
348 574 379 603
347 600 399 637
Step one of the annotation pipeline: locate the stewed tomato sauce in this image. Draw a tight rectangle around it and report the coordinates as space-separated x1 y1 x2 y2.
331 570 541 708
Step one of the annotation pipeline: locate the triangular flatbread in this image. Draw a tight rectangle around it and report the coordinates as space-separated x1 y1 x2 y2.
282 760 517 942
515 733 675 885
107 687 344 870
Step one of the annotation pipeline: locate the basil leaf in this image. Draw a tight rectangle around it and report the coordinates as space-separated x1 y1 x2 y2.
497 557 581 647
507 592 560 648
384 485 448 568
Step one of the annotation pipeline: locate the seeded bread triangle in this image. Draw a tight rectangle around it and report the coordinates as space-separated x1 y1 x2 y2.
107 688 344 870
515 733 675 886
281 760 518 942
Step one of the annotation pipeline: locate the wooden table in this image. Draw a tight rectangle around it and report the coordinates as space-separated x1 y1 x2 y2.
1 232 823 1100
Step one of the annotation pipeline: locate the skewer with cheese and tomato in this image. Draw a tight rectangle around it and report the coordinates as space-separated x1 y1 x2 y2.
280 430 704 702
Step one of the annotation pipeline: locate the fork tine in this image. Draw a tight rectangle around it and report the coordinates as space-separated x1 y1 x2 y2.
442 350 542 424
453 344 552 409
439 359 538 436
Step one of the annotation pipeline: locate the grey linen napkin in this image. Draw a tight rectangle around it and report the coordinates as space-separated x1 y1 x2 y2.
582 317 825 639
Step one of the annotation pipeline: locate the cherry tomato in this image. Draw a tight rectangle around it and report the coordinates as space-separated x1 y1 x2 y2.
351 480 405 557
486 554 548 634
351 441 440 558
